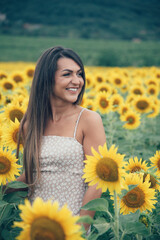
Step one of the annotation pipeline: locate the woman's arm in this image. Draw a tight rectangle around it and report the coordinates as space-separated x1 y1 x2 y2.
80 110 106 230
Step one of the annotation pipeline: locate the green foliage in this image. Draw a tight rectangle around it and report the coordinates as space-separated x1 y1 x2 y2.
0 34 160 66
0 0 160 40
0 182 28 240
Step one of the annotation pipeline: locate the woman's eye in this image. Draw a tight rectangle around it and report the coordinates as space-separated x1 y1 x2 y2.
77 72 83 77
63 73 70 76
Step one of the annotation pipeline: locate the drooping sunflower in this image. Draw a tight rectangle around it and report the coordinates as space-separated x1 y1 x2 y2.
0 147 22 185
124 157 149 173
147 103 159 118
120 110 141 130
2 102 25 123
120 174 157 215
13 197 83 240
143 172 160 191
0 78 16 91
83 98 97 111
94 82 113 96
150 151 160 176
0 71 8 80
95 91 111 114
118 102 130 115
110 94 124 112
133 95 151 113
82 143 125 193
2 118 23 152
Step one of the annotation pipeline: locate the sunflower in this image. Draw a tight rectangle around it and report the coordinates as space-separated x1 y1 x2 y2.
3 102 25 123
120 110 141 130
0 92 5 106
129 85 145 96
2 118 23 152
94 82 113 96
147 103 159 118
85 73 95 89
94 73 105 84
143 172 160 191
13 197 83 240
83 98 97 111
124 157 149 173
80 93 87 108
0 147 22 185
145 78 159 87
150 151 160 176
111 75 126 89
0 71 8 80
118 102 130 115
133 95 151 113
147 85 159 97
25 65 35 78
0 78 16 91
82 143 125 193
95 91 111 114
110 94 124 112
120 174 157 215
10 72 26 85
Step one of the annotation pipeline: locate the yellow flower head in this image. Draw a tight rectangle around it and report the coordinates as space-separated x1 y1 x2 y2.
129 85 145 96
0 78 16 91
147 103 159 118
95 91 111 114
0 147 22 185
110 94 124 112
133 95 151 113
120 174 157 215
13 197 83 240
124 157 149 173
2 102 25 123
150 151 160 176
94 82 113 96
120 110 141 130
2 118 23 152
83 143 125 193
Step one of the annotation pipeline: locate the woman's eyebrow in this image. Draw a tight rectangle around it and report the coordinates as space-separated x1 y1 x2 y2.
62 68 82 72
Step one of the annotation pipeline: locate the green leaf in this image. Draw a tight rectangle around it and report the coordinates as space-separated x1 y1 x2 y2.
77 215 94 224
81 198 109 213
4 191 28 203
7 181 28 189
93 221 111 236
0 200 8 208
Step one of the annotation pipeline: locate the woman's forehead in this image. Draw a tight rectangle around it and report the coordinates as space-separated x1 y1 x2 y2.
57 57 81 71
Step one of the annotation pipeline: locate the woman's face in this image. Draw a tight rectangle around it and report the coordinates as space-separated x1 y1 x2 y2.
52 57 84 104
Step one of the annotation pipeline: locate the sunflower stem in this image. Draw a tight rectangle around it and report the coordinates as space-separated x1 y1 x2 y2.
113 190 119 240
0 185 2 200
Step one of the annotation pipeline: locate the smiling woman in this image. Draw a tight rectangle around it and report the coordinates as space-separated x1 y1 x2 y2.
16 46 106 235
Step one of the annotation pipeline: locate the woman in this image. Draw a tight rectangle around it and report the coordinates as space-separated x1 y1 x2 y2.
17 46 106 229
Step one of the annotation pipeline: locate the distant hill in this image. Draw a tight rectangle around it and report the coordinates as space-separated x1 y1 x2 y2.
0 0 160 40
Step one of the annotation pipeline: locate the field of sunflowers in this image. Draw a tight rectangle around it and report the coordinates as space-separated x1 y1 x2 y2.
0 62 160 240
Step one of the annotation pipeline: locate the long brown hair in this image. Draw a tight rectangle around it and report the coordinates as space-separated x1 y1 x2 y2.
17 46 86 185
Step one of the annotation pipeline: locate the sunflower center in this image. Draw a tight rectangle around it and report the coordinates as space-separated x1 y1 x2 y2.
133 89 142 95
100 98 108 108
27 69 34 77
13 75 23 83
123 186 145 208
30 217 65 240
12 129 22 144
0 73 7 79
97 77 103 83
100 87 108 92
157 159 160 170
149 88 155 95
136 100 149 110
9 109 23 122
126 116 135 124
4 83 13 90
131 166 141 173
0 156 11 174
143 173 156 188
115 78 121 85
113 100 119 106
122 107 128 114
96 157 118 182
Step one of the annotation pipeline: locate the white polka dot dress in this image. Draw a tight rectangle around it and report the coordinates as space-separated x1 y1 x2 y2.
29 109 86 215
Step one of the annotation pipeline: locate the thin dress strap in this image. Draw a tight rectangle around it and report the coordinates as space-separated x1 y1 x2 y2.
73 108 85 139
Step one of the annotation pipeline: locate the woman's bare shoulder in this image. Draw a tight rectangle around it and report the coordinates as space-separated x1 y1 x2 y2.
82 108 102 124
